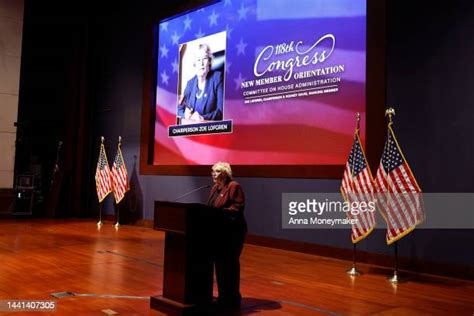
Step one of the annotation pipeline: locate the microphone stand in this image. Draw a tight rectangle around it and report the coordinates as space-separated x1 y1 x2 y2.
172 184 211 202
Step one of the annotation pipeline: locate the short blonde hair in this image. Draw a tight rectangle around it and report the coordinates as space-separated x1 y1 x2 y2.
194 43 214 67
212 161 232 179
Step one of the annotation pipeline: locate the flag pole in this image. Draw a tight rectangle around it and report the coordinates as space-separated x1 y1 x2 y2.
385 107 395 127
97 136 105 227
114 203 120 228
388 241 400 284
347 113 362 276
347 243 361 276
114 136 122 228
385 108 400 284
97 203 104 227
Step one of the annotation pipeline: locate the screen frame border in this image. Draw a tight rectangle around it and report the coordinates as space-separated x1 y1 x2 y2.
140 0 386 179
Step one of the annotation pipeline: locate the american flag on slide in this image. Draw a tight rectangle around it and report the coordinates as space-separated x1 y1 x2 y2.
95 143 112 203
374 124 424 245
341 130 376 243
111 142 129 204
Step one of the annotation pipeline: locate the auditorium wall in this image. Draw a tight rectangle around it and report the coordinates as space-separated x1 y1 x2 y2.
19 0 474 268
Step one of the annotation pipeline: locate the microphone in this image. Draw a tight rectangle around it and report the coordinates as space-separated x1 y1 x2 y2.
172 184 212 202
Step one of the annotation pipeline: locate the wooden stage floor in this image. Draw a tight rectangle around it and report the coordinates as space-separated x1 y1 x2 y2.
0 219 472 315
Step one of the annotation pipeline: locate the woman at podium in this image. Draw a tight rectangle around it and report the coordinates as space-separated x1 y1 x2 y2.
207 162 247 309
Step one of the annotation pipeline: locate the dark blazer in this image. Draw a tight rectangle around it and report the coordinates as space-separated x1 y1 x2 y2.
208 180 247 232
178 70 223 120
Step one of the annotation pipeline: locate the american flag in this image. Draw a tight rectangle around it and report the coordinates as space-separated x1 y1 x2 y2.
341 131 376 243
111 143 129 204
95 143 112 203
374 125 424 245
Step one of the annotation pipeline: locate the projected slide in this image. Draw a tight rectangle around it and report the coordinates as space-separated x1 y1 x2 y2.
154 0 367 165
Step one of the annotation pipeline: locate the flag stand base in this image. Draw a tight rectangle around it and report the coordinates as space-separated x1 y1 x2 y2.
346 266 361 276
388 271 402 284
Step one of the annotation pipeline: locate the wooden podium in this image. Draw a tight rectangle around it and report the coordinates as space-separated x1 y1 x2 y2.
150 201 219 315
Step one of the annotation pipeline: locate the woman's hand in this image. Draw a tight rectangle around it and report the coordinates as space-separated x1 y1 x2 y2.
190 111 204 121
184 107 193 119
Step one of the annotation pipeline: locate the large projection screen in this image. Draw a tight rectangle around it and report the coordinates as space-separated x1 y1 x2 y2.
140 0 385 178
